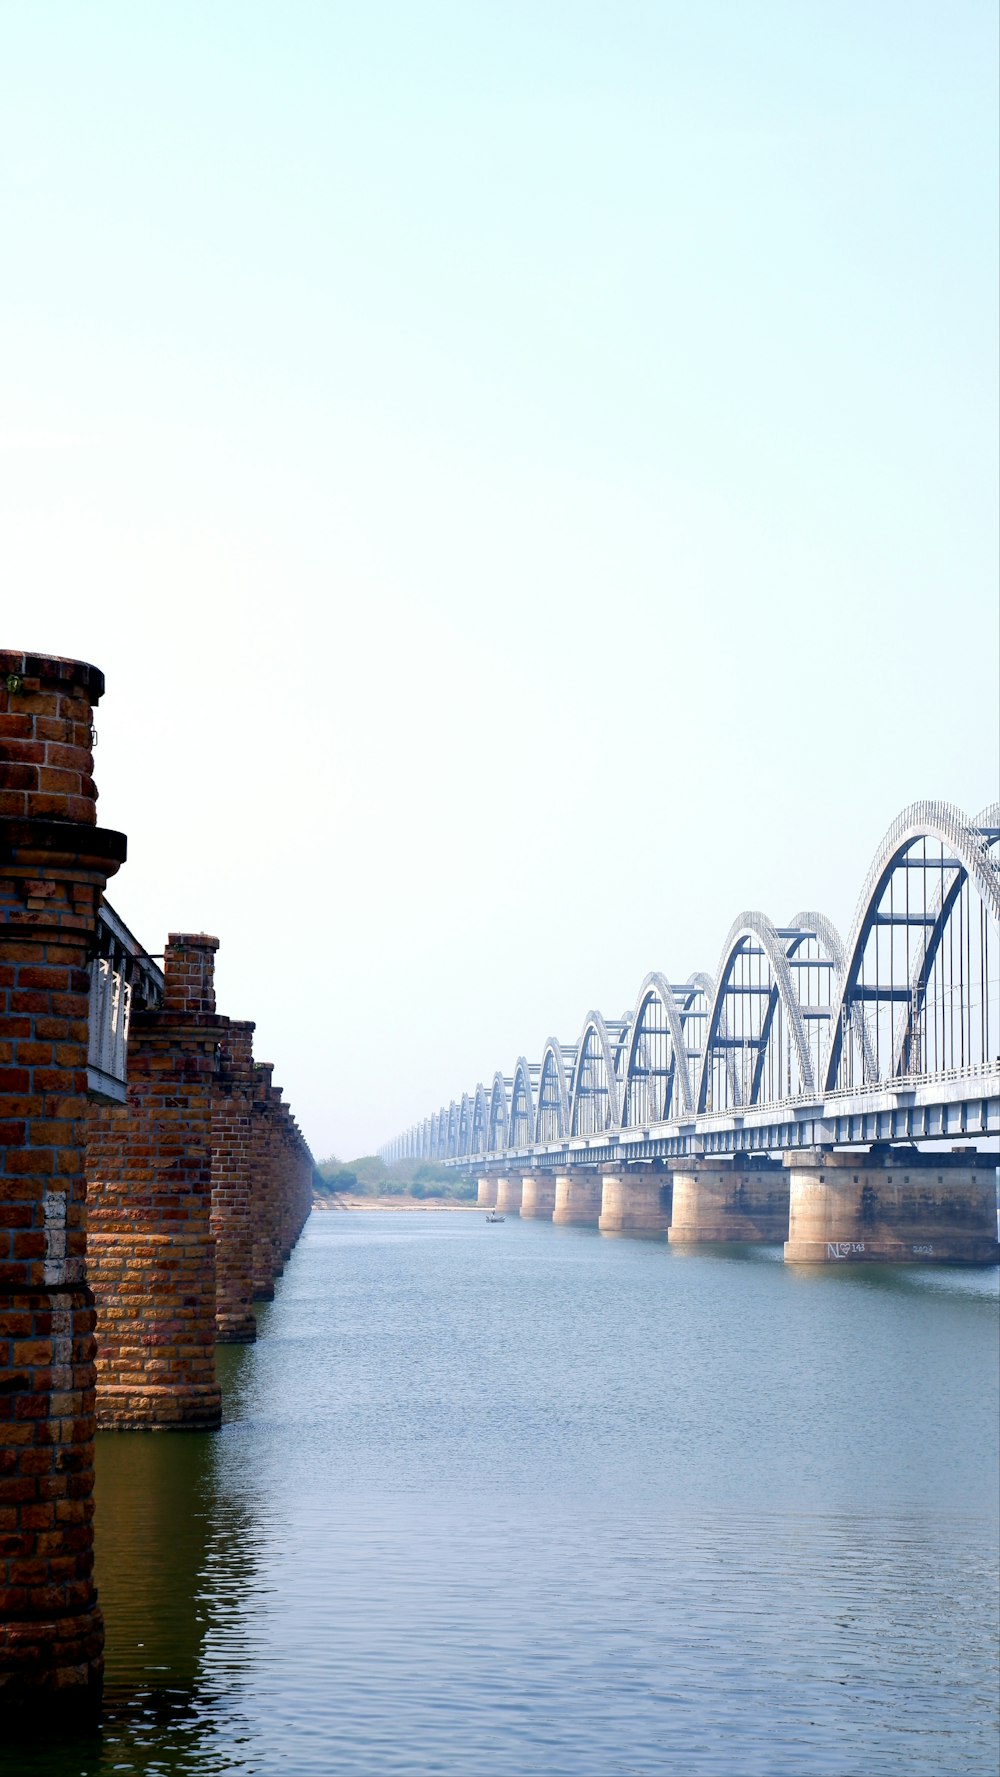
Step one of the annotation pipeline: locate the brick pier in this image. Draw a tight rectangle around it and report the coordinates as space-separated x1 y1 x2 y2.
0 652 125 1711
1 648 316 1710
86 936 224 1430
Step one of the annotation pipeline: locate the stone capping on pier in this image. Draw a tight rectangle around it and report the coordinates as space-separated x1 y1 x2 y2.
1 648 316 1712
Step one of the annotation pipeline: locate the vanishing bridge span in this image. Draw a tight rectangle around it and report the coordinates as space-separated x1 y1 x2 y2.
381 800 1000 1265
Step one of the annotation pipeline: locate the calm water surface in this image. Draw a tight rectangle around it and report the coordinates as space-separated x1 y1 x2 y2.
6 1210 999 1776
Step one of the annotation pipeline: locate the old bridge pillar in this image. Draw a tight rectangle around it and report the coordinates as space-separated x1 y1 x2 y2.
276 1104 310 1260
494 1175 523 1215
784 1148 1000 1265
265 1079 289 1277
211 1019 257 1343
476 1176 497 1208
0 650 125 1711
293 1124 314 1246
251 1063 279 1300
520 1172 556 1219
668 1156 789 1245
552 1169 602 1226
599 1165 672 1237
86 934 222 1430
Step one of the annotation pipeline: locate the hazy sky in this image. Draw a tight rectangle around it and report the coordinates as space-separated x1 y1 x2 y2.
2 3 997 1159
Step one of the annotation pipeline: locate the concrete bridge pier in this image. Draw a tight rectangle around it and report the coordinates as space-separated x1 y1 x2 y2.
599 1165 672 1237
668 1156 789 1245
784 1148 1000 1265
520 1172 556 1219
476 1175 497 1208
552 1169 602 1226
494 1175 523 1215
0 651 126 1712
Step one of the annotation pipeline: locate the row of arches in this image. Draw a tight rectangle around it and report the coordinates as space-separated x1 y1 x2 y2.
383 801 1000 1162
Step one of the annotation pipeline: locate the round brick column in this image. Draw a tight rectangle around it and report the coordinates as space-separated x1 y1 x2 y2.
0 651 126 1712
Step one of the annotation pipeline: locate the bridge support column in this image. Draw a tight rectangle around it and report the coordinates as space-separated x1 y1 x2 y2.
0 650 125 1712
599 1166 672 1237
494 1175 523 1215
211 1020 256 1343
287 1119 314 1252
784 1148 1000 1265
251 1063 278 1300
668 1157 789 1245
476 1176 497 1208
552 1170 602 1226
86 934 222 1430
520 1173 556 1220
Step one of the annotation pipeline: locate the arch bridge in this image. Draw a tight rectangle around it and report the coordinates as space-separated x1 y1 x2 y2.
381 802 999 1266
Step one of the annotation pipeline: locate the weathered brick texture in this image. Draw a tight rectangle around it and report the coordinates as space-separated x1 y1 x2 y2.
0 652 125 1710
211 1021 257 1342
251 1064 280 1300
86 937 222 1431
2 650 317 1709
247 1068 313 1301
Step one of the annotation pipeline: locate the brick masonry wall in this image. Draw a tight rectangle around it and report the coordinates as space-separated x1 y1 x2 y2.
211 1021 256 1342
251 1064 279 1300
85 937 222 1430
2 652 317 1707
0 652 125 1710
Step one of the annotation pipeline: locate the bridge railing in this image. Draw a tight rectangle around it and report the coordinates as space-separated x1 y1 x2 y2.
87 901 165 1104
434 1061 1000 1161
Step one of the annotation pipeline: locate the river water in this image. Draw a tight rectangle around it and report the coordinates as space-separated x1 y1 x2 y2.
4 1209 998 1776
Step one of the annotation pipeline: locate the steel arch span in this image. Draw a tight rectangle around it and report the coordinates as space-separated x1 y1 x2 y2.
823 801 1000 1093
570 1012 624 1136
621 973 702 1124
471 1083 490 1157
535 1039 575 1142
508 1058 537 1150
487 1072 510 1155
377 801 1000 1165
696 912 845 1114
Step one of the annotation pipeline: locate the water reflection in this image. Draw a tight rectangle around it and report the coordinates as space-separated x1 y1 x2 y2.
97 1429 215 1709
0 1221 996 1777
0 1340 264 1777
93 1337 266 1774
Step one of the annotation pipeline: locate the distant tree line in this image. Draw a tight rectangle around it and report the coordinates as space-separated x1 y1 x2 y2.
314 1155 475 1201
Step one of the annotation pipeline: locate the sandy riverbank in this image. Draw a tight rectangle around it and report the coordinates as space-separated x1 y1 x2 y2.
312 1195 480 1213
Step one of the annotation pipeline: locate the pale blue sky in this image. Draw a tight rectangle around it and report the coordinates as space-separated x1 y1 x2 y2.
2 3 997 1157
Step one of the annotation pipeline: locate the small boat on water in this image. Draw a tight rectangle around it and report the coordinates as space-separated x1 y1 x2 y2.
485 1210 505 1223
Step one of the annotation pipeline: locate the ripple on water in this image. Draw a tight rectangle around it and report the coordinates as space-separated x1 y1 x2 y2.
2 1211 996 1777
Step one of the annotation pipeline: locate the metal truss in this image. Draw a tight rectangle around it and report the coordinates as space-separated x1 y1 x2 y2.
380 802 1000 1164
